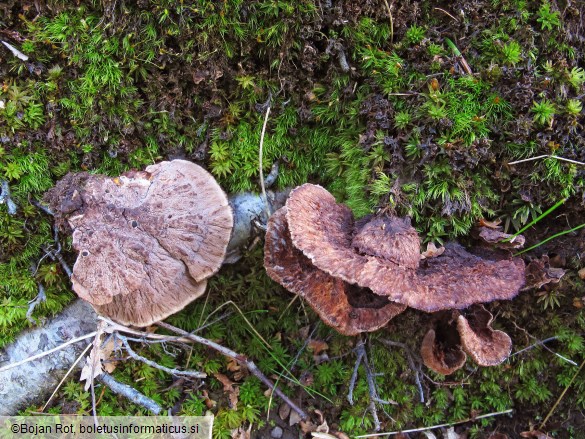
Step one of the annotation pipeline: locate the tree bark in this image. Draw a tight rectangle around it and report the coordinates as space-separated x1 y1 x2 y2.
0 299 97 415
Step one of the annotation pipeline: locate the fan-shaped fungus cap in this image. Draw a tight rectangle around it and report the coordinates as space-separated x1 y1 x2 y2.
457 306 512 366
420 315 467 375
285 184 525 312
264 207 405 336
46 160 233 326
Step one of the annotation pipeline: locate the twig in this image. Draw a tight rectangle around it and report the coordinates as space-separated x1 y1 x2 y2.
510 335 577 366
355 409 514 437
29 198 54 216
98 372 162 415
259 103 272 220
434 7 458 22
42 342 93 411
540 357 585 429
264 161 279 188
0 331 98 373
378 339 425 403
508 154 585 166
156 321 308 421
0 180 17 215
26 283 47 323
348 338 396 431
116 334 206 378
347 341 366 405
382 0 394 43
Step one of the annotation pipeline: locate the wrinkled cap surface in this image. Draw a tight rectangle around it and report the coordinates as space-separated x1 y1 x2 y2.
286 184 525 312
264 207 405 336
457 306 512 366
352 216 420 269
67 160 232 326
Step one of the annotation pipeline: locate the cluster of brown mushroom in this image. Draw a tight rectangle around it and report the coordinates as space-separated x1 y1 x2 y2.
45 160 233 327
264 184 526 374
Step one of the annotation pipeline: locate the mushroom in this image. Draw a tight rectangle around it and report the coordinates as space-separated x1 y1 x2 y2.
421 306 512 374
457 306 512 366
420 314 467 375
285 184 525 312
45 160 233 326
264 207 406 336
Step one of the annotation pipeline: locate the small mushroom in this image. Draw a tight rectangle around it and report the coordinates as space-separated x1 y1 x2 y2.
45 160 233 326
264 207 405 336
285 184 525 312
457 306 512 366
420 329 467 375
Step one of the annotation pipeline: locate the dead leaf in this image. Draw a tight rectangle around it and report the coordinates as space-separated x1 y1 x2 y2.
299 371 314 386
80 324 110 390
214 373 239 409
331 432 350 439
299 419 318 434
278 402 291 420
421 242 445 259
201 389 216 408
314 409 329 433
298 326 311 339
578 267 585 280
445 427 461 439
573 297 584 309
101 338 118 373
289 410 302 426
312 434 337 439
520 431 553 439
478 218 502 229
231 424 252 439
226 358 241 372
523 255 566 290
308 339 329 354
478 227 525 250
79 346 104 391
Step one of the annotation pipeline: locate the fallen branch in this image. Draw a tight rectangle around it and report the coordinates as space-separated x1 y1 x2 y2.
116 334 206 378
156 321 308 421
98 372 162 415
347 338 396 432
0 300 98 415
355 409 514 438
378 339 425 403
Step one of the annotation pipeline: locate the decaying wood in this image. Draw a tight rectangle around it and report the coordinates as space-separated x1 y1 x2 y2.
0 300 97 415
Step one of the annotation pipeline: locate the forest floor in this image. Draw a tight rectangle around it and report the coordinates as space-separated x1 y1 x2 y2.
1 0 585 437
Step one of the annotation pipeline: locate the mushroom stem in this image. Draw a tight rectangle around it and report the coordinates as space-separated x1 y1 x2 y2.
156 321 308 421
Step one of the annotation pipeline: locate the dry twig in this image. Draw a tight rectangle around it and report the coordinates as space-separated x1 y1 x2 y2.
98 373 162 415
156 321 308 420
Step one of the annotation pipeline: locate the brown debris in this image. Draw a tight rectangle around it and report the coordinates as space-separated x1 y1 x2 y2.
264 207 405 336
457 306 512 366
285 184 525 312
478 226 526 250
523 255 566 290
47 160 233 326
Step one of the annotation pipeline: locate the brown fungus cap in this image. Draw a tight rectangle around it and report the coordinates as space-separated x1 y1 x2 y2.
457 306 512 366
53 160 232 326
420 315 467 375
286 184 525 312
264 207 405 336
